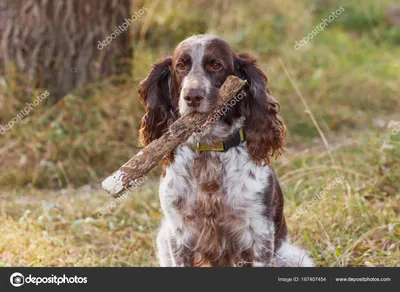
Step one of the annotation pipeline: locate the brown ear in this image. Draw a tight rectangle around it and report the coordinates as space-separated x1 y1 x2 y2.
235 53 286 165
138 57 176 146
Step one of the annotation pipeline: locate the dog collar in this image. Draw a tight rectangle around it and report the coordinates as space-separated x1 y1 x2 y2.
193 128 245 152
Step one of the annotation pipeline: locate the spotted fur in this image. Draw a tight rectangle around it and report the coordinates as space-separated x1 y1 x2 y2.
139 34 313 267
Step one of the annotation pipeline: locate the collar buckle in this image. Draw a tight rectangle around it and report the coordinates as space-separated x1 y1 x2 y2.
194 128 245 152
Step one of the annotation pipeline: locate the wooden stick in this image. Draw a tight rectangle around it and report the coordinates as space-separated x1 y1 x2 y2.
102 75 246 198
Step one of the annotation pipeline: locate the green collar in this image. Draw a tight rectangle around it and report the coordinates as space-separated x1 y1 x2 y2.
193 128 245 152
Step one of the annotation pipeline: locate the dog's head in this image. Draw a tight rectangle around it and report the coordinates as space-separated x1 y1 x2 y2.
138 34 286 164
172 35 236 115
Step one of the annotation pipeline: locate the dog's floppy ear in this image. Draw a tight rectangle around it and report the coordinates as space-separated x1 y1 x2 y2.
235 53 286 165
138 57 176 146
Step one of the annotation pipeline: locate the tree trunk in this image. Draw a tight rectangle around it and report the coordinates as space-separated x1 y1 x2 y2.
0 0 132 103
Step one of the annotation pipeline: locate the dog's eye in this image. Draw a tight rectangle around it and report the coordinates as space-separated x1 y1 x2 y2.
211 62 222 70
176 62 186 70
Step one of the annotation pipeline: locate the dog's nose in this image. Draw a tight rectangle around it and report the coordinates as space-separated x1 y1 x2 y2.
184 89 204 107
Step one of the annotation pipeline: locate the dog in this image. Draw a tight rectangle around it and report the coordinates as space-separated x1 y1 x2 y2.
138 34 313 267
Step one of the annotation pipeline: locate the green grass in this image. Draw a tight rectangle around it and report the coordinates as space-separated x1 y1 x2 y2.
0 0 399 266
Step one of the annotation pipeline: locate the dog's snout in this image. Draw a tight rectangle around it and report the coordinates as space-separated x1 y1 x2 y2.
184 89 204 107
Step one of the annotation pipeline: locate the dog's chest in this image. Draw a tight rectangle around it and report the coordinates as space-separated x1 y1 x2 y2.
159 145 271 258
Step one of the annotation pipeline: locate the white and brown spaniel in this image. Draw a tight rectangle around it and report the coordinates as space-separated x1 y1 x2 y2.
138 34 313 267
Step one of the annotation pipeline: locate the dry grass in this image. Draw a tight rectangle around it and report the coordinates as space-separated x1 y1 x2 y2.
0 132 398 267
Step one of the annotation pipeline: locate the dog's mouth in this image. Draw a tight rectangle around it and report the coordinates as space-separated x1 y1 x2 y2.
185 107 199 113
182 105 211 115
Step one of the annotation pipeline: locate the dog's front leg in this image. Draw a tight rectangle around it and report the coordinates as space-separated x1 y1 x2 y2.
169 235 195 267
250 222 275 267
251 236 274 267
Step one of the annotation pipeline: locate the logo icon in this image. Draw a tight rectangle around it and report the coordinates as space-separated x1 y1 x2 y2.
10 272 24 287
